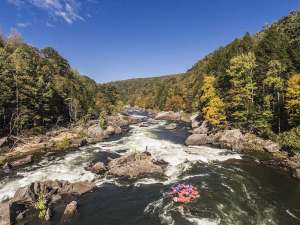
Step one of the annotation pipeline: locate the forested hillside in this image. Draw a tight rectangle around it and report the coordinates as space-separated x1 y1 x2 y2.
0 31 123 136
110 10 300 149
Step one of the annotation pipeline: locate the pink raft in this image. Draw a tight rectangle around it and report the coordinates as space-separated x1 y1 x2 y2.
169 183 200 203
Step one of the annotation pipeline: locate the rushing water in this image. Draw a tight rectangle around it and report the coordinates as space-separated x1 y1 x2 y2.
1 113 300 225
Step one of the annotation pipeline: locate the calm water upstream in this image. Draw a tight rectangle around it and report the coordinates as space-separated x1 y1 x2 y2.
0 113 300 225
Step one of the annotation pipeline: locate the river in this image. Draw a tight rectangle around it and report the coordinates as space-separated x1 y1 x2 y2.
0 113 300 225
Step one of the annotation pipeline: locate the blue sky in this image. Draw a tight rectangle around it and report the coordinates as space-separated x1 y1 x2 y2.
0 0 299 82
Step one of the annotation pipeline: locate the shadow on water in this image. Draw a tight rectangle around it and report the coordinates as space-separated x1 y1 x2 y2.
150 122 190 145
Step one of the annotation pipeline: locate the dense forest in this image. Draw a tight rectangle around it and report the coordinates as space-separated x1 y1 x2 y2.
110 10 300 150
0 30 123 136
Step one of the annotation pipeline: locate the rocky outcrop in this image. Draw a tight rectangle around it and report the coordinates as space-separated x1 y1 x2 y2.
61 201 77 223
155 111 181 121
0 180 95 224
108 152 163 179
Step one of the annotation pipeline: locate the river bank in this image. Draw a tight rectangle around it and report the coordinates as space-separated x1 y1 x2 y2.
154 110 300 180
0 113 143 169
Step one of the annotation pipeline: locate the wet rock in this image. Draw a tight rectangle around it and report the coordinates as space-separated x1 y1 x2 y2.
62 201 77 223
91 162 107 174
108 152 163 178
155 111 181 121
114 126 122 134
165 123 177 130
185 134 212 146
10 155 33 168
45 207 52 221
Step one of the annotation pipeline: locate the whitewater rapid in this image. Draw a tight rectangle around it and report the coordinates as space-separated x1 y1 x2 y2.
0 118 240 202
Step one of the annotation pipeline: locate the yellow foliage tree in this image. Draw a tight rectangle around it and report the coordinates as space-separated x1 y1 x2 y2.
286 74 300 127
200 75 227 127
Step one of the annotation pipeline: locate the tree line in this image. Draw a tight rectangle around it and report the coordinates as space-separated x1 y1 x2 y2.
110 10 300 150
0 30 123 136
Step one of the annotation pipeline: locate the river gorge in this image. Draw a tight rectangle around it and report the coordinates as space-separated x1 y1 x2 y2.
0 112 300 225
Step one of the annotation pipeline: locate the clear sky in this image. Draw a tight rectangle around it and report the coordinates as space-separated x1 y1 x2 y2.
0 0 299 82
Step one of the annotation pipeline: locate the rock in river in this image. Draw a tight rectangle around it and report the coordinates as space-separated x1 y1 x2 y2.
155 111 181 121
108 152 164 179
91 162 107 174
61 201 77 223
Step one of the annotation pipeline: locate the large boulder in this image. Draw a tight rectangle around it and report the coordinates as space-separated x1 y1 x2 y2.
108 152 163 178
91 162 107 174
155 111 181 121
61 201 77 223
214 129 244 150
185 134 212 146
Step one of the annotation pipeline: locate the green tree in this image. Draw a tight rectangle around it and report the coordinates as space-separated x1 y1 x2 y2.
226 52 257 129
286 74 300 127
263 60 286 132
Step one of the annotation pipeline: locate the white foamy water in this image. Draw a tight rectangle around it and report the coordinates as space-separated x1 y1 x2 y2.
0 149 96 202
0 117 241 203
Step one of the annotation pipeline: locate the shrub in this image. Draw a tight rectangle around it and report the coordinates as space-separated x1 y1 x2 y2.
278 126 300 152
35 193 47 220
55 137 71 151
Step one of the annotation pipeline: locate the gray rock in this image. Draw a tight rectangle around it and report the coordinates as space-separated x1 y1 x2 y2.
214 129 244 150
61 201 77 223
155 111 181 121
91 162 107 174
185 134 212 146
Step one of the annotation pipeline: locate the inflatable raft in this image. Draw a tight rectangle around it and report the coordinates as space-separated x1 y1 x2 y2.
170 183 200 203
